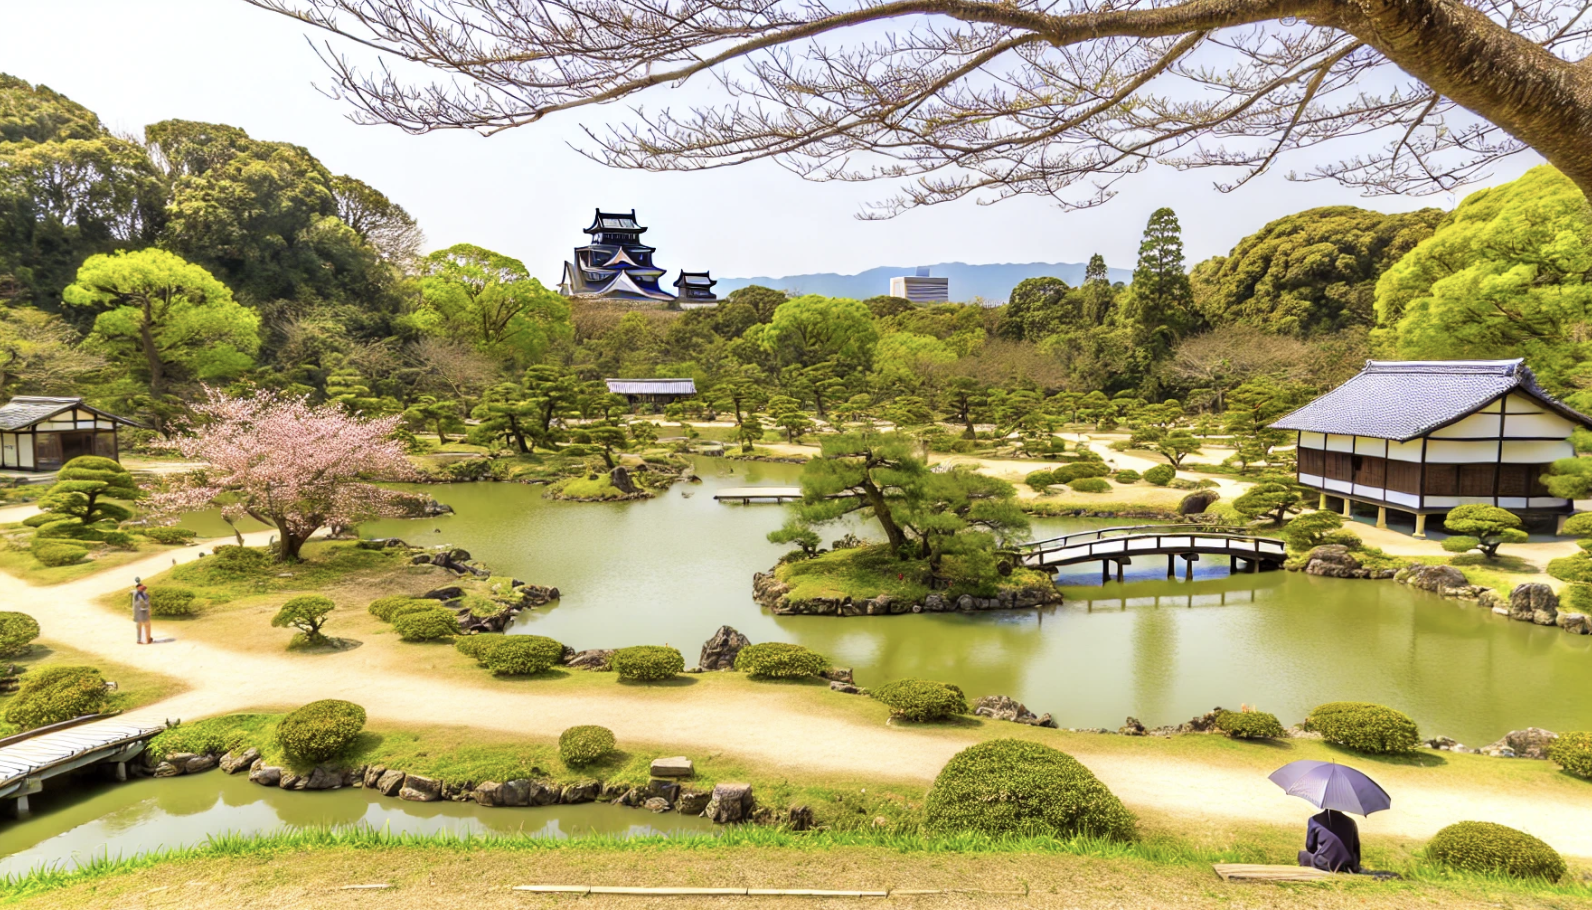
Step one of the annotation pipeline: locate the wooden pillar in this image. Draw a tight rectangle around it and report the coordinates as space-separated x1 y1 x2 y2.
1558 514 1570 535
1228 554 1237 572
1167 554 1176 578
1101 561 1110 585
1183 554 1196 581
11 795 27 816
1376 506 1388 530
1115 561 1125 584
1250 558 1259 574
1413 513 1428 539
1342 497 1353 518
1318 492 1328 511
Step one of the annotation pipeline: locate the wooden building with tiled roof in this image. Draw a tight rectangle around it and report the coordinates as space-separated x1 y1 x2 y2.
0 397 143 472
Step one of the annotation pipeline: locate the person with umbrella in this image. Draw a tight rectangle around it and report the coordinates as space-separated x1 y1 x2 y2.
1269 760 1391 874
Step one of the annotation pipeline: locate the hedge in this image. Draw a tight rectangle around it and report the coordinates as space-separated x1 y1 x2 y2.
455 633 507 665
0 611 40 658
1068 477 1111 494
4 666 108 730
276 699 367 762
559 725 617 765
612 645 685 681
1547 731 1592 779
1143 465 1176 486
1067 461 1112 479
870 679 967 721
734 642 828 678
32 541 88 567
1304 701 1419 754
391 607 459 642
1114 470 1141 484
368 595 436 622
1214 710 1285 740
484 635 565 675
142 527 198 545
1427 821 1565 881
925 739 1136 840
149 587 198 617
1025 470 1056 492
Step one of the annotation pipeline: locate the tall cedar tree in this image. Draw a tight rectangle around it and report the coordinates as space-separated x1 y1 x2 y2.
1129 209 1196 367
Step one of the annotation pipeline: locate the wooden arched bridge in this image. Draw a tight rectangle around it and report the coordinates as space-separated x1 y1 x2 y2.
1017 524 1288 583
0 714 167 815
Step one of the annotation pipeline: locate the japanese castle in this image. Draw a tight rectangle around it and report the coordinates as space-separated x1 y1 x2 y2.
1270 359 1592 537
559 209 717 307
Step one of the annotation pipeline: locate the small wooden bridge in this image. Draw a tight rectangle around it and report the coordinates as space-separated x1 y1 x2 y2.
0 714 167 815
1018 524 1288 582
713 486 804 503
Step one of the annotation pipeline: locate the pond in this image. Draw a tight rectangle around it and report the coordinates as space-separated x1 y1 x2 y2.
345 459 1592 747
0 768 713 878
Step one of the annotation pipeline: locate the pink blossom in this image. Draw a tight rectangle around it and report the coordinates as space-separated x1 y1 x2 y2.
146 387 418 560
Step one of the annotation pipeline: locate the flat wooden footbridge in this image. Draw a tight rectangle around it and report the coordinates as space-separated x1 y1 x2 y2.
1018 524 1288 582
0 714 167 814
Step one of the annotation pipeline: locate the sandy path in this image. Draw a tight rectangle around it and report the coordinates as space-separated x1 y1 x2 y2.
8 535 1592 857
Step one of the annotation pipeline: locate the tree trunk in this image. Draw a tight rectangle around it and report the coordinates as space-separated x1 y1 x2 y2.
278 529 311 562
860 477 909 553
139 300 164 395
435 419 449 444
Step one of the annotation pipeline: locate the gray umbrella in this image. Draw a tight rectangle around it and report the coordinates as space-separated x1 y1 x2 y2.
1269 760 1391 816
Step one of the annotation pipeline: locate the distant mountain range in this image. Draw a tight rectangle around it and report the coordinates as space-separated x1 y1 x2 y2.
713 261 1133 304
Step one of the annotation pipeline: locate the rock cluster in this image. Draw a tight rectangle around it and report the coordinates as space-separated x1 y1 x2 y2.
972 695 1056 728
1480 727 1559 759
563 648 615 670
1397 572 1590 636
753 571 1061 616
699 625 750 670
1301 545 1399 580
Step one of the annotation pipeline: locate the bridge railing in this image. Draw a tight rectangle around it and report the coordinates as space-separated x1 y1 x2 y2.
1018 523 1254 554
1020 532 1287 567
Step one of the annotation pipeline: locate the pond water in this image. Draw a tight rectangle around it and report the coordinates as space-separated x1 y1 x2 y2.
344 459 1592 746
0 768 713 878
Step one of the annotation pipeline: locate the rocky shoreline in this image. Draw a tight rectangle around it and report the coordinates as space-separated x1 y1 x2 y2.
752 570 1061 617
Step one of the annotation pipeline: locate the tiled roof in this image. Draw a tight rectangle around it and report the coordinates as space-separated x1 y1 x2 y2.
585 209 644 233
0 396 84 430
605 379 697 396
1269 359 1592 440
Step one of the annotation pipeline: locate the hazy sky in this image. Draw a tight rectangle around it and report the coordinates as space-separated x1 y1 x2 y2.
0 0 1546 287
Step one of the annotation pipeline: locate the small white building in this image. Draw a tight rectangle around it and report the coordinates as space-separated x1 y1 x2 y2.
1270 359 1592 537
0 396 142 472
889 267 949 303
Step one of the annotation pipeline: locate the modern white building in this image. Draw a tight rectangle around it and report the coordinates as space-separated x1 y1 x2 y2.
889 267 949 303
1270 359 1591 537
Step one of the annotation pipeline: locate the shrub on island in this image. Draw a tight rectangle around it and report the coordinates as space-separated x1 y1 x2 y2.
32 540 88 567
612 645 684 681
276 699 367 762
0 611 41 658
734 642 828 678
1068 477 1112 493
4 666 108 730
367 595 436 621
1426 821 1565 881
149 587 198 617
560 725 617 766
870 678 967 721
484 635 565 676
1304 701 1419 754
1214 709 1285 740
391 606 459 642
925 739 1136 840
1143 465 1176 486
1547 731 1592 779
141 527 198 545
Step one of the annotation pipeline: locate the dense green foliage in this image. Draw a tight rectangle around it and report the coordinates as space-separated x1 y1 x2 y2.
1067 477 1111 493
1143 465 1175 486
31 540 88 566
3 666 108 729
391 606 459 642
733 642 829 679
0 611 40 657
1280 511 1344 552
483 635 565 675
1547 731 1592 779
141 527 197 545
271 594 335 644
558 725 616 766
148 587 198 617
454 632 507 665
1426 822 1566 882
367 595 434 622
611 645 684 681
1213 710 1285 740
1440 505 1528 559
23 456 140 545
1305 701 1420 754
275 699 367 763
924 740 1136 840
869 679 968 721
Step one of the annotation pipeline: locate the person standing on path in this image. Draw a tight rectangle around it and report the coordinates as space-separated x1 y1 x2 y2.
132 579 152 644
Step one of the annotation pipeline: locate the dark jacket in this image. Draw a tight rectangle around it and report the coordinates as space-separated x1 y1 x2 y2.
1298 809 1361 873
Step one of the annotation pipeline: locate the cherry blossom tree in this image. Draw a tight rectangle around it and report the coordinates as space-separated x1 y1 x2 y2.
147 388 416 561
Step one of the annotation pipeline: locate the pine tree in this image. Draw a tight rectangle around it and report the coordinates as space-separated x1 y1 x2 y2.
1082 252 1114 324
1128 209 1195 366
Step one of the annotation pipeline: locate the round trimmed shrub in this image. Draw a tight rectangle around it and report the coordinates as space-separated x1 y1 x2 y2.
4 666 108 730
0 611 41 658
33 541 88 567
1305 701 1419 754
368 595 435 621
734 642 828 679
560 724 616 766
391 606 459 642
1067 461 1111 479
209 545 272 572
1214 710 1285 740
484 635 565 675
870 679 967 721
455 632 507 665
1547 731 1592 779
1025 470 1056 492
142 527 197 545
276 699 367 762
149 587 198 617
611 645 684 681
1427 821 1565 881
925 739 1136 840
1068 477 1111 493
1143 465 1176 486
1114 469 1141 483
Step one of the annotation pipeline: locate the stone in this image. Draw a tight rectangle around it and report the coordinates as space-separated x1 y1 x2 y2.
1178 489 1221 515
699 625 751 671
422 585 466 601
647 779 681 803
1483 728 1558 760
562 781 601 804
473 781 507 807
1399 564 1469 594
1424 736 1474 754
363 765 387 789
972 694 1055 727
151 761 181 778
183 754 218 774
822 667 854 684
650 756 694 778
643 797 672 813
167 752 199 765
305 765 343 790
674 789 711 815
618 787 644 808
279 772 307 790
599 781 629 801
786 805 816 831
829 681 862 695
218 748 260 774
500 779 532 807
956 594 975 611
609 466 640 495
527 781 561 806
1558 612 1592 634
702 782 755 824
375 769 406 797
1119 717 1146 736
248 765 283 787
564 648 615 670
399 774 442 801
1508 584 1558 624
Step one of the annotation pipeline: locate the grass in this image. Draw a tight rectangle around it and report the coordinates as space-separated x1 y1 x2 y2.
149 541 409 608
547 473 633 500
1019 499 1182 517
0 536 170 586
0 640 187 735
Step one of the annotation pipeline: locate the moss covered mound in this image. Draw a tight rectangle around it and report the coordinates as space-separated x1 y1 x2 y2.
1214 710 1285 740
612 645 684 681
559 725 616 766
392 607 459 642
870 679 967 721
484 635 565 676
925 739 1136 840
276 699 366 763
1305 701 1419 754
3 665 107 730
1427 821 1565 881
734 642 828 679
